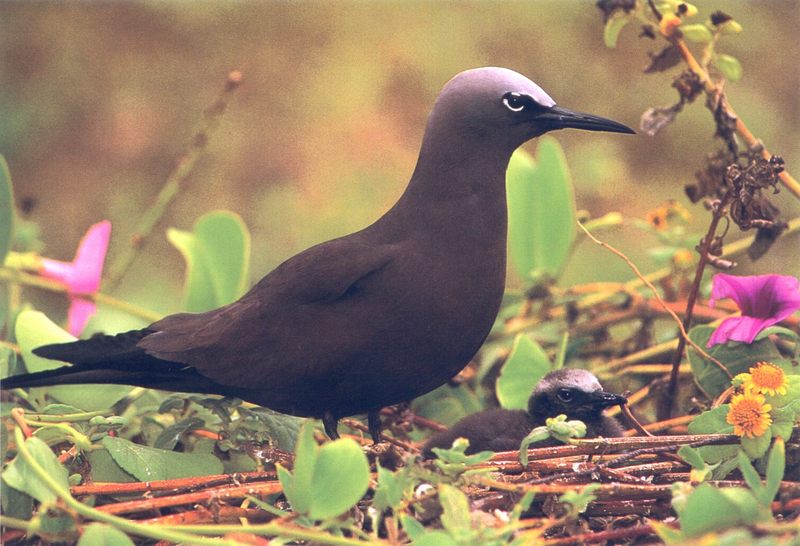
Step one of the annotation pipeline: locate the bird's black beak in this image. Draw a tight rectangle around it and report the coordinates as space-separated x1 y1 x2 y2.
588 390 627 409
537 105 635 135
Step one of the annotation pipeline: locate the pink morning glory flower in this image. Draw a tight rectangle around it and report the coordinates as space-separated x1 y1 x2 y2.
39 220 111 335
707 273 800 347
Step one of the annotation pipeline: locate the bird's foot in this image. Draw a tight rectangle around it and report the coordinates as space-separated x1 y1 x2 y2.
322 411 340 440
367 411 383 444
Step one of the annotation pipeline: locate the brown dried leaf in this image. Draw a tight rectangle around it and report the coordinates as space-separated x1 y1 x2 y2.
640 103 683 136
644 44 682 73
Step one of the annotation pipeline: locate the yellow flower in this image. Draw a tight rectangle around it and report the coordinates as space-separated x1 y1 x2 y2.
746 361 788 396
646 200 691 232
646 206 669 231
726 392 772 438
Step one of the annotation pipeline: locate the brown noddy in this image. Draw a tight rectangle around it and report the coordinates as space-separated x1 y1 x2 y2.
2 67 634 441
422 369 626 457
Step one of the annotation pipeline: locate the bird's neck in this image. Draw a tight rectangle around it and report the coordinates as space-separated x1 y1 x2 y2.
377 135 514 242
406 134 514 201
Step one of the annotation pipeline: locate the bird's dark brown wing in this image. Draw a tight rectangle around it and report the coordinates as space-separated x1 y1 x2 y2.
137 235 398 389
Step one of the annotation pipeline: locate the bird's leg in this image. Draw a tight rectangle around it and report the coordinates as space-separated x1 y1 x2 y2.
367 411 383 444
323 411 340 440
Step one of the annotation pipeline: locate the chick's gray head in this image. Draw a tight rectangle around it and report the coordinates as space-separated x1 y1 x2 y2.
528 368 626 422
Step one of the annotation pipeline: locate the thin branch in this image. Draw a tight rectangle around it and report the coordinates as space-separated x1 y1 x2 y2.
95 481 284 515
105 70 244 289
667 39 800 198
662 194 731 420
71 471 277 497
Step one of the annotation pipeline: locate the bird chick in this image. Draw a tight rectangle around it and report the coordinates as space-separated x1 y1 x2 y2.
422 369 625 458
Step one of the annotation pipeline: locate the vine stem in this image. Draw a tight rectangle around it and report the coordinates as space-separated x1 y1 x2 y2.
660 194 731 420
104 70 243 290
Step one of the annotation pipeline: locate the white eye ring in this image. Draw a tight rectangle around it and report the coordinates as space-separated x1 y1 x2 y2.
503 93 526 112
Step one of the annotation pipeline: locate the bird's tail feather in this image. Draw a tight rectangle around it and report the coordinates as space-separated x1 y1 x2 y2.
1 364 225 396
32 328 153 366
2 366 158 389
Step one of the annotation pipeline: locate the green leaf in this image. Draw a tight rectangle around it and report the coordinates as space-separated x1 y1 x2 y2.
400 514 426 541
86 449 136 483
714 54 743 82
0 486 33 520
741 427 771 459
167 210 251 312
412 383 482 427
687 325 780 397
77 524 135 546
38 509 78 542
687 405 737 463
519 426 550 467
679 483 742 537
41 404 85 414
281 422 370 520
559 483 600 515
438 483 472 538
718 487 772 525
431 437 493 466
764 437 785 506
650 520 685 544
553 332 568 370
496 333 551 409
100 436 222 481
154 417 204 450
737 450 765 499
289 422 317 514
276 463 295 508
506 139 576 281
2 436 69 503
412 531 459 546
678 445 706 469
681 23 713 42
373 464 403 513
603 9 633 48
15 310 131 411
308 438 370 520
0 154 13 264
754 326 798 342
245 408 303 452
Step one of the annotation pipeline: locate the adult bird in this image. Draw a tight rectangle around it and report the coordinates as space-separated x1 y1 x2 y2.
422 369 626 457
2 67 634 441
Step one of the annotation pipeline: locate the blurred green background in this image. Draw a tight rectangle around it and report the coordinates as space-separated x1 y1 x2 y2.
2 1 798 333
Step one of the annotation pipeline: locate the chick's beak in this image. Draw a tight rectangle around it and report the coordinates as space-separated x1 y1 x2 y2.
589 390 627 409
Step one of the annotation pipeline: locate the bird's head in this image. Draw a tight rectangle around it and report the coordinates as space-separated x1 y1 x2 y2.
427 67 634 154
527 368 626 422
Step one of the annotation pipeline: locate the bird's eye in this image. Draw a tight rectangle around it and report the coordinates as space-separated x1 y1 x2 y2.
557 388 574 402
502 92 527 112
